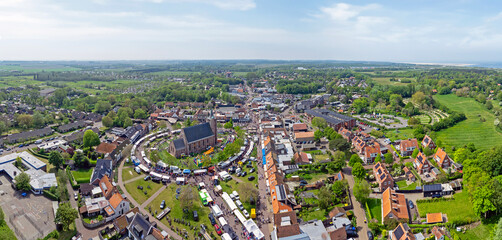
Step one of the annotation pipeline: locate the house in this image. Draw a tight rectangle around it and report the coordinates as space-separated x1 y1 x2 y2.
4 127 53 143
98 175 117 199
293 152 311 165
299 220 329 240
338 127 353 141
399 139 418 157
305 109 356 131
107 192 130 219
57 121 89 133
121 124 148 143
65 127 99 144
169 119 217 158
421 135 436 150
91 159 113 185
271 211 302 239
96 142 117 156
293 131 316 151
413 152 432 174
373 162 394 192
403 167 416 182
422 184 443 197
431 226 446 240
80 183 94 197
390 223 416 240
433 148 452 169
382 188 409 223
291 123 308 132
113 207 140 235
426 213 444 224
363 143 381 164
352 136 366 154
126 213 160 240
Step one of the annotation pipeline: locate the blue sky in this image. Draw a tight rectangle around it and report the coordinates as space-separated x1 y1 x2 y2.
1 0 502 62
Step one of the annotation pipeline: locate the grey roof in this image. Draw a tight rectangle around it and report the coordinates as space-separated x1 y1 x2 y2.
6 127 53 143
172 139 186 150
91 159 113 184
299 220 329 240
182 122 214 143
423 184 442 192
305 109 354 125
127 213 154 239
65 127 99 142
57 120 88 132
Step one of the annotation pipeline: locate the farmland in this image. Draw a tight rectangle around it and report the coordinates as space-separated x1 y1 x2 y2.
434 94 502 150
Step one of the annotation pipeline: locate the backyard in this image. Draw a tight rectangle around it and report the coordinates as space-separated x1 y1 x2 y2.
434 94 502 150
417 191 478 224
396 180 418 190
71 168 93 184
383 128 414 142
124 178 164 203
366 198 382 223
144 185 217 239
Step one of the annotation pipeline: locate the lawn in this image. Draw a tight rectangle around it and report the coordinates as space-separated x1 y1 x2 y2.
457 221 495 240
434 94 502 150
366 198 382 223
416 115 431 125
299 207 326 221
417 191 479 224
235 162 258 184
396 180 418 190
144 185 217 239
0 221 17 240
383 128 415 142
121 166 143 182
153 142 197 169
71 168 93 184
124 178 164 203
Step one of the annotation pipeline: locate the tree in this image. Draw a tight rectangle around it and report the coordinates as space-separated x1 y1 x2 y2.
486 100 493 110
134 109 148 119
239 183 259 204
411 148 420 158
55 202 78 231
311 117 327 129
317 186 334 210
349 154 363 167
354 180 371 204
73 151 87 167
352 162 366 179
352 97 369 113
411 91 426 106
83 130 100 148
224 120 233 129
494 217 502 240
49 151 64 170
14 172 31 192
94 100 111 113
179 186 196 210
384 153 394 165
102 116 113 128
17 114 33 129
330 138 351 151
32 111 45 128
0 121 7 135
332 180 348 197
314 130 323 142
123 117 133 128
453 148 470 164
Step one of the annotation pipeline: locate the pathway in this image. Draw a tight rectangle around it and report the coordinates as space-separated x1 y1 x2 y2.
124 174 145 184
118 158 182 239
140 185 167 209
343 167 369 240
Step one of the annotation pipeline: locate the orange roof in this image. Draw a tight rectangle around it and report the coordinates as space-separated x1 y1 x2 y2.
263 136 271 147
99 175 114 198
426 213 443 223
294 131 314 139
434 148 449 165
96 142 117 154
292 123 308 131
109 193 125 209
373 163 392 184
382 188 409 221
104 205 115 216
364 144 381 158
400 139 418 150
272 198 293 214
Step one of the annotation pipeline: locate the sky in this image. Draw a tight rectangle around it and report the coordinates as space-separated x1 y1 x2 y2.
1 0 502 62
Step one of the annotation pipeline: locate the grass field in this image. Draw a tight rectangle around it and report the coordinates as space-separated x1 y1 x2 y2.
457 222 495 240
0 221 17 240
124 178 164 203
71 168 93 183
434 94 502 150
144 185 217 239
417 191 479 224
383 128 414 141
121 166 143 182
416 115 431 124
299 207 326 221
372 77 415 86
154 142 197 169
366 198 382 223
0 76 43 88
396 180 417 190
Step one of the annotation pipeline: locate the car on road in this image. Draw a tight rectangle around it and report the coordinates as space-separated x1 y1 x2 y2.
160 200 166 209
74 192 78 200
18 144 23 148
6 148 11 151
367 231 374 240
242 209 250 218
408 200 414 209
247 176 255 181
214 224 222 235
208 213 216 225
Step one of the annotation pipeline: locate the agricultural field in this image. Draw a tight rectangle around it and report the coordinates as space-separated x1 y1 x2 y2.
434 94 502 150
417 191 478 225
371 77 415 86
145 184 217 239
0 64 80 73
124 178 164 203
0 76 43 88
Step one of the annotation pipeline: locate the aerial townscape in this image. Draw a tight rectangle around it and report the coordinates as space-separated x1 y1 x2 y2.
2 1 502 240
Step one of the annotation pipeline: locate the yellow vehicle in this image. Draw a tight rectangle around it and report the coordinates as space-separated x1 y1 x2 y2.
250 208 256 219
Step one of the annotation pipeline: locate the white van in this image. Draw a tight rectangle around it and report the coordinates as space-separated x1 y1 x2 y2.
235 200 244 210
134 167 141 174
232 191 240 200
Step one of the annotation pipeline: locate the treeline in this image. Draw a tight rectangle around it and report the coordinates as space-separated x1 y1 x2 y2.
35 72 118 82
276 79 323 94
429 101 467 131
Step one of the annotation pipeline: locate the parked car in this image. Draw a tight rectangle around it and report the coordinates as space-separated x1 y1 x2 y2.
208 213 216 225
242 210 250 218
214 224 222 235
248 176 255 181
408 200 414 209
193 211 199 221
144 175 150 181
160 200 166 209
74 192 78 200
135 167 141 174
250 168 255 173
367 231 374 240
18 144 23 148
241 171 247 177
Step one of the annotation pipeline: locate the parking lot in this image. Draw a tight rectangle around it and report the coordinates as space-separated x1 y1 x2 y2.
0 174 57 240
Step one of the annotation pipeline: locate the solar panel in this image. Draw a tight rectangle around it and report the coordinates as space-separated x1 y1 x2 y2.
380 174 386 180
394 225 404 240
378 169 382 175
424 138 429 143
375 163 381 168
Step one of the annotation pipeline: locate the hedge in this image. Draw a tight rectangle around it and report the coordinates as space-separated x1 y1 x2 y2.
365 202 373 220
43 190 59 201
75 178 91 184
28 148 49 160
66 167 80 190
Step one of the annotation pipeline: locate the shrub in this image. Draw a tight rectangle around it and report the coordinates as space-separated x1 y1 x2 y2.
43 190 59 201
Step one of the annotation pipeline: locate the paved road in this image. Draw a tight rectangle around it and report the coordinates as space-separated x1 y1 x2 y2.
65 181 100 239
343 167 369 240
118 157 182 239
255 139 273 240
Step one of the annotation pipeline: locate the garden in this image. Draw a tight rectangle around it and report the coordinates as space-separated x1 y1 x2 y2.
396 180 418 190
71 168 93 184
417 191 478 225
366 198 382 223
124 178 164 203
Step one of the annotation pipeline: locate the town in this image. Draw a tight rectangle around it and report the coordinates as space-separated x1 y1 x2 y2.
0 60 500 240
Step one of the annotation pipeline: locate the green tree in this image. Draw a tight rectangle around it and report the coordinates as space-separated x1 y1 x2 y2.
352 97 369 113
32 111 45 128
55 202 78 231
179 186 196 210
349 154 363 167
14 172 31 191
73 151 87 167
486 100 493 110
102 115 113 128
453 148 470 164
134 109 148 119
314 130 323 142
374 155 382 163
94 100 111 113
83 130 100 148
123 117 133 128
354 180 371 204
17 114 33 129
331 180 348 197
317 186 334 210
352 162 366 179
224 120 233 129
494 217 502 240
0 121 7 135
411 148 420 158
311 117 327 129
48 151 64 170
384 153 394 165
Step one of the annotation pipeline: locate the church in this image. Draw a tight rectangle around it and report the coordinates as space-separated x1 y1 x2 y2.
169 118 217 158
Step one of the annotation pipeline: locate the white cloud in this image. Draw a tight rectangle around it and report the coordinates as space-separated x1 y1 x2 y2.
140 0 256 11
320 3 380 21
